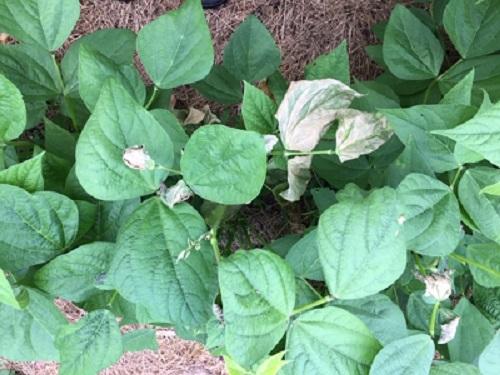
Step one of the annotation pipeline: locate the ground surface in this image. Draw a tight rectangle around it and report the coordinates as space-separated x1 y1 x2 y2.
6 0 397 373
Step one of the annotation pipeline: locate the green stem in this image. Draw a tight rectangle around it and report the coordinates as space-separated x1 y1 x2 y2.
450 166 464 190
449 253 500 278
414 253 427 275
107 291 118 307
7 140 33 147
292 295 333 316
272 149 336 158
145 86 159 110
155 165 182 175
429 301 440 337
209 227 221 264
0 147 5 171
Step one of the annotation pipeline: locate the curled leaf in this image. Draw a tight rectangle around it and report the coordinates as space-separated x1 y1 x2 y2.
335 109 393 162
159 180 193 208
184 105 220 125
417 271 453 301
280 156 312 202
122 145 155 171
438 316 460 344
264 134 279 154
276 79 360 152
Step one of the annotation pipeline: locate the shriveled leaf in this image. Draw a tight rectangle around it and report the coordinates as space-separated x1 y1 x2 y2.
242 81 277 134
0 184 79 271
280 155 312 202
0 152 44 192
159 179 193 208
318 187 406 299
283 307 381 375
55 310 122 375
137 0 214 89
181 125 267 205
276 79 360 152
305 40 350 84
75 79 173 200
335 109 393 162
219 250 295 368
466 243 500 288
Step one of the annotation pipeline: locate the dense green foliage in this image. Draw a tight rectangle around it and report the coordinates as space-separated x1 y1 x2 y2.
0 0 499 374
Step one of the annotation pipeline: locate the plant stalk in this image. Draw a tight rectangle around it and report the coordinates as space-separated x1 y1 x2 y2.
450 166 464 190
209 227 221 264
145 86 159 110
429 301 440 337
449 253 500 278
292 295 333 316
271 149 336 158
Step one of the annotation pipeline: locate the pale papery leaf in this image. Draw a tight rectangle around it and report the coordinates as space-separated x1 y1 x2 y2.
264 134 279 153
438 316 460 344
160 180 193 208
280 156 312 202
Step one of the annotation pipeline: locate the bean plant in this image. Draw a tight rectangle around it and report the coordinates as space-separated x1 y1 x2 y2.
0 0 499 374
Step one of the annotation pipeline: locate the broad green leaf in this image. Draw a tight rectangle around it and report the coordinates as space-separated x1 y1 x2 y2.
441 69 475 105
334 294 408 345
267 70 288 105
383 5 444 80
407 291 437 331
0 0 79 51
335 109 393 162
351 80 400 112
443 0 500 58
285 229 323 281
305 40 350 84
42 151 73 194
79 45 145 111
108 199 218 329
0 184 79 271
0 288 66 361
25 100 47 129
62 28 137 97
74 200 97 241
45 119 76 162
458 168 500 243
91 199 140 242
276 79 360 152
0 152 44 192
55 310 122 375
268 234 301 258
181 125 267 205
397 173 461 256
479 331 500 375
311 187 337 213
242 81 277 134
280 155 312 202
382 104 476 173
0 44 63 100
318 187 406 299
473 283 500 328
369 334 434 375
122 329 158 353
223 15 281 82
433 101 500 167
75 79 173 201
430 362 480 375
294 278 319 308
150 109 188 169
0 268 19 309
283 306 381 375
449 298 495 364
254 352 287 375
219 250 295 368
0 74 26 145
466 243 500 288
34 242 115 302
137 0 214 89
192 64 242 104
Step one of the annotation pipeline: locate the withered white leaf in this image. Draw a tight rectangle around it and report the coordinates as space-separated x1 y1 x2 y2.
264 134 279 154
160 179 193 208
122 145 155 170
335 109 393 162
438 316 460 344
276 79 361 152
416 270 453 301
280 155 312 202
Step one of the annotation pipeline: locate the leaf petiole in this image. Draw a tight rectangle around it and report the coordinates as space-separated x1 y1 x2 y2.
154 165 182 175
292 295 333 316
272 149 337 158
429 301 440 337
209 227 221 264
145 86 159 110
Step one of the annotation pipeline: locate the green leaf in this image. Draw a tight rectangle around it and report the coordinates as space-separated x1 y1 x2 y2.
294 278 319 308
0 0 79 51
283 306 381 375
441 69 475 105
473 283 500 328
449 298 495 364
443 0 500 59
91 199 140 242
0 44 63 100
192 64 242 104
433 101 500 167
74 200 97 241
430 362 481 375
219 249 295 368
383 5 444 80
242 81 277 134
122 329 158 353
0 74 26 145
223 15 281 82
311 187 337 213
150 109 188 169
351 80 400 112
79 44 145 111
137 0 214 89
0 152 44 192
305 40 350 84
397 173 461 256
55 310 122 375
75 78 173 200
0 268 19 309
181 125 267 205
479 331 500 375
382 104 476 173
267 70 288 105
369 334 434 375
34 242 115 302
285 229 323 281
108 198 218 329
61 28 137 97
318 187 406 299
407 291 435 331
0 288 66 361
0 184 79 271
466 243 500 288
333 294 408 345
45 119 76 162
458 168 500 243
